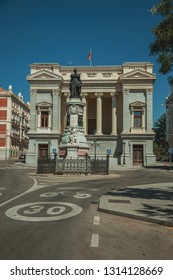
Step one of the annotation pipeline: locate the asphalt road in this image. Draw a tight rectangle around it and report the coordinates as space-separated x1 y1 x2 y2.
0 161 173 260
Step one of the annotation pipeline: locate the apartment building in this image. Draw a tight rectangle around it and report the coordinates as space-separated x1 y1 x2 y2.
0 86 30 160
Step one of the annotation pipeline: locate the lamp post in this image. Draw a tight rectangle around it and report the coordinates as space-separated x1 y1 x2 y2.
123 141 126 165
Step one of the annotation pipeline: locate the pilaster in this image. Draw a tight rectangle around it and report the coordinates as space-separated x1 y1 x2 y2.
30 89 37 130
146 89 153 132
122 89 130 132
52 89 61 133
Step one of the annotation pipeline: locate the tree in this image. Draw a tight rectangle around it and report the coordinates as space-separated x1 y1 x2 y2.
149 0 173 84
153 113 168 160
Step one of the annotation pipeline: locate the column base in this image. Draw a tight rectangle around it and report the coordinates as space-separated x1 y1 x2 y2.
111 132 117 136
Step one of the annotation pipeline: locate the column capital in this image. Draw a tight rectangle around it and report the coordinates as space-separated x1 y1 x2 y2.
52 89 61 96
110 92 117 97
64 92 70 98
81 92 88 99
95 92 103 98
123 89 130 95
146 88 153 95
30 89 37 95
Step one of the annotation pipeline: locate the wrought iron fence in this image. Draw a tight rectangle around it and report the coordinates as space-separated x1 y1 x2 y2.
37 155 109 175
37 158 55 174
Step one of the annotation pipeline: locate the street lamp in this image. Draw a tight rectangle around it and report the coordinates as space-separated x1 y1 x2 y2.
91 139 100 161
123 142 126 165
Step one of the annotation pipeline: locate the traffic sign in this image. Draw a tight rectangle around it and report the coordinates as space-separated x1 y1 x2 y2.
168 148 173 155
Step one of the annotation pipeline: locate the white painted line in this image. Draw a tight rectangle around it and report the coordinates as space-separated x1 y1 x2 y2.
37 179 59 182
90 234 99 247
93 216 100 225
0 176 37 208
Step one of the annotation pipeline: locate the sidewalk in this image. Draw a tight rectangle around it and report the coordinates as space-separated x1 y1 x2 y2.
99 182 173 226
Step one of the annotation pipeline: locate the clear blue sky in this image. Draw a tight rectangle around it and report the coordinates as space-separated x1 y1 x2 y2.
0 0 171 123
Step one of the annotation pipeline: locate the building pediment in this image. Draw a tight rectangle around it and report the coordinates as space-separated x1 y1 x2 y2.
36 101 52 107
130 101 146 107
27 70 63 81
119 69 156 80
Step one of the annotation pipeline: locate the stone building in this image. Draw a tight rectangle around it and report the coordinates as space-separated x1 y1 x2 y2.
0 86 30 160
26 62 156 169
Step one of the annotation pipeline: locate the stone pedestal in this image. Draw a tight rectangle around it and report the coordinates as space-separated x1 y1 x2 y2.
59 98 89 158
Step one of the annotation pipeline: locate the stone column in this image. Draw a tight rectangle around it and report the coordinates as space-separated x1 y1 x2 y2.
81 93 88 134
110 93 117 135
95 93 103 135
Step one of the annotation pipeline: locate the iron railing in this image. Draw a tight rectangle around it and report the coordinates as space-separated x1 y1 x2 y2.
37 155 109 175
37 158 55 174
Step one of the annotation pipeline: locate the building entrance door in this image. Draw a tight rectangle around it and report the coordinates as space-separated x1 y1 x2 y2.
133 145 143 166
38 144 49 159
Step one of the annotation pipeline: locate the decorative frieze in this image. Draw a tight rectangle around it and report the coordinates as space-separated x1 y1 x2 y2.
102 73 112 78
87 73 96 78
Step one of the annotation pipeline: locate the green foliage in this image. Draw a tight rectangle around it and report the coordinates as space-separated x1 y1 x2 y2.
153 113 166 142
149 0 173 84
153 113 168 160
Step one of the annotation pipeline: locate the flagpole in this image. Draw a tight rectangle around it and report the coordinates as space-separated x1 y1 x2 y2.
90 48 92 66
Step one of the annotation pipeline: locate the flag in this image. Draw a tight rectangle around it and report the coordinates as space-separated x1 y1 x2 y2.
88 49 92 61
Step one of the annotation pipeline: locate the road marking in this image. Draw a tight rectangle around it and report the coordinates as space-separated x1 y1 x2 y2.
37 179 59 183
0 176 37 208
93 216 100 225
5 202 82 222
90 234 99 247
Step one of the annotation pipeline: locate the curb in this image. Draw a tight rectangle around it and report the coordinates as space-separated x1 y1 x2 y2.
98 205 173 227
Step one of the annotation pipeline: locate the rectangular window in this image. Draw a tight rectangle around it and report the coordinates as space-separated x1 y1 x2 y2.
41 111 48 127
0 98 7 107
134 111 142 128
0 124 6 133
0 138 6 147
0 110 7 120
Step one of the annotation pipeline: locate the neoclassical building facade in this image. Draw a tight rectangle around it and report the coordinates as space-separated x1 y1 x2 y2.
26 62 156 169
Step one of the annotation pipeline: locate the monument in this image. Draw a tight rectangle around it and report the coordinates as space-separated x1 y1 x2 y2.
59 69 89 159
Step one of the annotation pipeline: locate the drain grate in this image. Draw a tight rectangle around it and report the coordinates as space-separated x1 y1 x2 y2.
108 199 131 204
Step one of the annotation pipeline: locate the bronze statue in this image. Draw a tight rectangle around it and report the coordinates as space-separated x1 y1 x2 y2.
69 69 82 98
